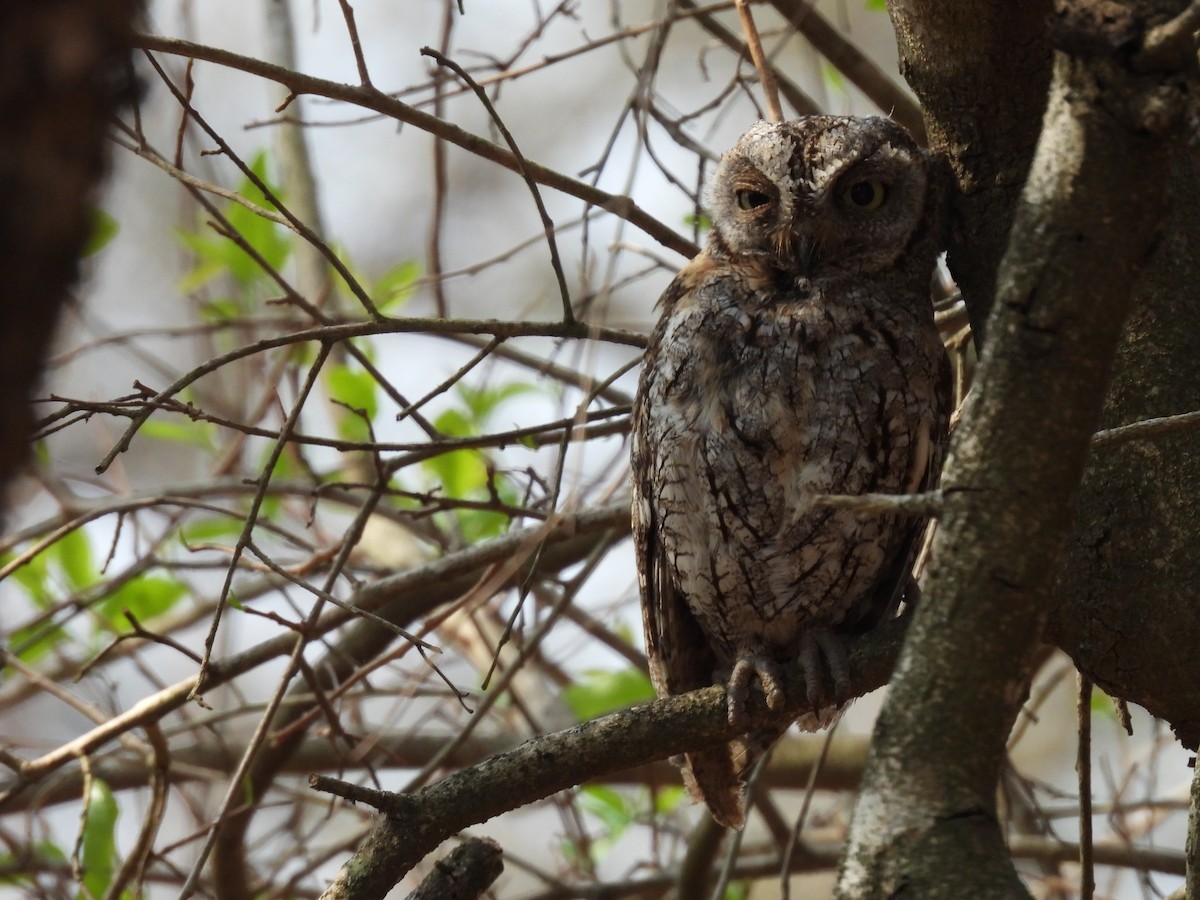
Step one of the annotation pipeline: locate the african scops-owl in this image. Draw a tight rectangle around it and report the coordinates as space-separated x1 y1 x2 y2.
631 116 949 829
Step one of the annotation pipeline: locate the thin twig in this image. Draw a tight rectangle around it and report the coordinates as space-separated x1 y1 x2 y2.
767 0 926 142
133 33 699 259
190 342 334 696
809 489 943 518
0 503 627 803
1078 672 1095 900
734 0 783 122
336 0 372 86
421 47 575 324
1091 408 1200 450
141 50 383 319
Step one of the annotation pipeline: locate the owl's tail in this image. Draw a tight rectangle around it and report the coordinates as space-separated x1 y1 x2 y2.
680 726 787 829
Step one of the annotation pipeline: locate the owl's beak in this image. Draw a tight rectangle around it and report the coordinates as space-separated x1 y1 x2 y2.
772 227 816 275
789 234 817 277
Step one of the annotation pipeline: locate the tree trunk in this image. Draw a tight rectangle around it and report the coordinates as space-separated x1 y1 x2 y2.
839 1 1191 894
0 0 142 506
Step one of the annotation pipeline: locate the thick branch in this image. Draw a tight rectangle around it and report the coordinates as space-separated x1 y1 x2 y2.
401 838 503 900
887 0 1052 339
315 617 907 899
837 2 1184 896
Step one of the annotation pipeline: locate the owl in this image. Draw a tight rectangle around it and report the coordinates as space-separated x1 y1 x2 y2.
631 116 949 829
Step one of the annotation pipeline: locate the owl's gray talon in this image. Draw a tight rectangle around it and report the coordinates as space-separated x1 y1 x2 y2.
798 629 851 711
726 655 786 728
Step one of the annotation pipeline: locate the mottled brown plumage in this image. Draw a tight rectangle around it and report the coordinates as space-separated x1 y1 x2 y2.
631 117 949 829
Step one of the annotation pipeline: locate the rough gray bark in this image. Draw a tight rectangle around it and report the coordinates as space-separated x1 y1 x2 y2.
315 618 909 899
1048 143 1200 750
889 0 1200 753
837 1 1190 896
402 838 503 900
886 0 1053 339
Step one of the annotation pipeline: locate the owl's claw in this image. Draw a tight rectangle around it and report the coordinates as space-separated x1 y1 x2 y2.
797 629 851 712
726 655 786 729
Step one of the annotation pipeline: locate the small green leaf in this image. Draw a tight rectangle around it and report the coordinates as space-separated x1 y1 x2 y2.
198 297 244 323
98 574 187 628
327 364 380 442
141 418 215 450
821 61 847 94
374 259 421 310
423 448 486 501
176 150 291 292
0 841 67 886
82 208 119 257
181 516 244 543
53 529 95 592
563 668 656 721
458 381 535 422
654 785 685 814
865 0 888 10
8 620 70 666
1090 686 1118 718
78 779 119 900
684 212 712 231
579 785 634 833
6 548 52 605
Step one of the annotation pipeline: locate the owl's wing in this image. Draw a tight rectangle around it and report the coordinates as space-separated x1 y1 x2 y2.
631 457 714 701
633 486 752 828
631 302 752 828
851 344 953 630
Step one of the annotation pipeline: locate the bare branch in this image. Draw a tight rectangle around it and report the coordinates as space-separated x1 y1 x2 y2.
133 33 700 260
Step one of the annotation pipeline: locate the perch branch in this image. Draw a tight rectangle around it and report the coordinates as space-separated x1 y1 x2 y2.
313 617 907 898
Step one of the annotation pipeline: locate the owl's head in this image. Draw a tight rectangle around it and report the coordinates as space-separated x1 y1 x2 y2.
707 116 934 282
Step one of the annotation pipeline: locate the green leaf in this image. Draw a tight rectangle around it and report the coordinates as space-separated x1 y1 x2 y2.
654 785 685 814
327 364 380 442
8 620 70 666
684 212 712 231
457 507 509 543
1090 685 1118 718
865 0 888 10
374 259 421 310
0 841 67 886
6 548 52 605
77 779 118 900
458 381 535 422
579 785 634 833
53 529 95 592
821 61 847 94
82 208 119 257
180 516 244 544
176 150 291 291
98 574 187 629
563 668 656 721
424 448 486 501
197 297 244 323
141 418 216 450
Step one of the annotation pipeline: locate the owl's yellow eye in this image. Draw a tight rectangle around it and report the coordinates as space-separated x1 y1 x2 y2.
844 179 888 210
736 189 772 210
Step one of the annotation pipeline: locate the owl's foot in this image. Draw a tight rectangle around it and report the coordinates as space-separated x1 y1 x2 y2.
726 655 786 729
797 629 851 712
